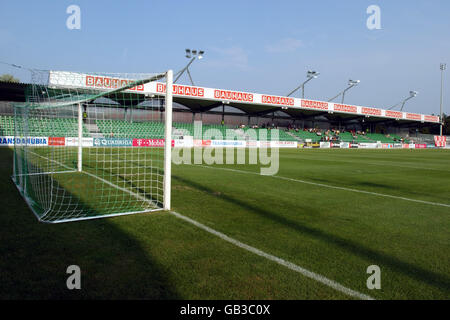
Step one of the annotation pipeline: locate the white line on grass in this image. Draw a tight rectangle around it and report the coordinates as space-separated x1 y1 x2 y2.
169 210 374 300
28 150 75 171
190 164 450 208
286 155 450 172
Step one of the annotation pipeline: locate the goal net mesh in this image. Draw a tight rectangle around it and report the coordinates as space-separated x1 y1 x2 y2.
12 70 171 223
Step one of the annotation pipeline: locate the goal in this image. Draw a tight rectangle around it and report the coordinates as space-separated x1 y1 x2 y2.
12 69 173 223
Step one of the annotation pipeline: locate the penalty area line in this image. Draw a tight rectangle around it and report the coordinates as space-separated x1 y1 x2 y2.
169 210 375 300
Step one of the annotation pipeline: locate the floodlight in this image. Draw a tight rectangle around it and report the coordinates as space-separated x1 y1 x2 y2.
388 90 418 111
287 70 320 98
307 71 319 79
175 48 206 85
328 79 361 103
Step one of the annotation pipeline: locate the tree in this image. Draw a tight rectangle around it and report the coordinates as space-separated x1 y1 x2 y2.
443 114 450 135
0 74 20 83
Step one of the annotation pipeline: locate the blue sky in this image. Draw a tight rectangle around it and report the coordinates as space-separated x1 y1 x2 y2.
1 0 449 115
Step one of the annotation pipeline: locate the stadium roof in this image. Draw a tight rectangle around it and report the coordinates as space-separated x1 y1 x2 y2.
0 72 441 127
47 71 440 125
0 81 29 102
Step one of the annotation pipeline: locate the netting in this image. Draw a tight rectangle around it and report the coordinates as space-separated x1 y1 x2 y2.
12 69 173 223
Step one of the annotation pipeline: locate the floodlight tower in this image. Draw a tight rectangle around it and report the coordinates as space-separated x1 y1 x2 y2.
388 90 418 111
174 49 205 86
440 63 446 136
328 79 360 103
287 70 320 98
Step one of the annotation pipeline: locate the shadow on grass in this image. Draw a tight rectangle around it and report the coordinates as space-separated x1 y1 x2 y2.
304 176 397 191
307 175 446 200
0 147 179 299
352 181 397 190
172 173 450 295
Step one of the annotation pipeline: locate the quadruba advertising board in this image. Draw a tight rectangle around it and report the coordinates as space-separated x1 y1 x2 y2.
93 138 132 147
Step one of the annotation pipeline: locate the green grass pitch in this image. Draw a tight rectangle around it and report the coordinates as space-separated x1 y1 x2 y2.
0 147 449 299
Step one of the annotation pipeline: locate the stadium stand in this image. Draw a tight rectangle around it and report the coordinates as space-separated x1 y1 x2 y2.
338 132 354 143
0 80 441 146
366 133 395 143
0 114 414 143
96 119 164 138
173 122 229 138
172 123 297 141
289 129 322 142
0 115 14 136
0 115 90 137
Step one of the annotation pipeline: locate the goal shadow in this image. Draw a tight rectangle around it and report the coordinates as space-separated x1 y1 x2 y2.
1 146 180 299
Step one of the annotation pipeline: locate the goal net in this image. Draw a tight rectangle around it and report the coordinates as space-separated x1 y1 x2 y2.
12 69 173 223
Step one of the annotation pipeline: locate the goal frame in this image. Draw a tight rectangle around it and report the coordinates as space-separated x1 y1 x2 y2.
11 70 173 223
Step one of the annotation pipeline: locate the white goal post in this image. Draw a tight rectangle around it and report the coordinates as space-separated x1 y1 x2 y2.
12 69 173 223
